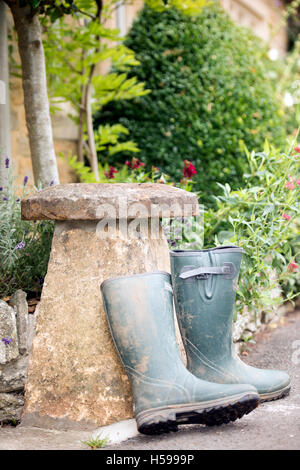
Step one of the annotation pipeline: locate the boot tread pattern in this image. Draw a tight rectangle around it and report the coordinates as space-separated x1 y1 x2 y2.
137 393 259 435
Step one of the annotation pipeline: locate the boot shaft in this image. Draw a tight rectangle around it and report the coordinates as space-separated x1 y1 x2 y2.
170 246 243 364
101 266 260 429
101 271 184 382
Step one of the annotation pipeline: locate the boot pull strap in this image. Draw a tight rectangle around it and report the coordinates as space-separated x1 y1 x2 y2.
179 262 236 280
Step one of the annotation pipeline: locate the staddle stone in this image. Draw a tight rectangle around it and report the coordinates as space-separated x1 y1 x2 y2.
21 183 199 220
21 183 198 430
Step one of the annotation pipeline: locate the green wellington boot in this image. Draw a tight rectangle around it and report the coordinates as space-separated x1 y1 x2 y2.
170 246 291 402
101 271 259 435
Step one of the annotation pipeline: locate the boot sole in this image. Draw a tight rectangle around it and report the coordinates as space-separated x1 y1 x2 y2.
136 392 259 435
260 384 291 403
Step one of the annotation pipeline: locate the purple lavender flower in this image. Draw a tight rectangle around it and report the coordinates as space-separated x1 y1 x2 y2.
5 157 9 169
0 187 3 191
16 198 20 203
50 180 54 186
23 175 28 186
16 241 26 250
2 338 12 346
2 197 8 201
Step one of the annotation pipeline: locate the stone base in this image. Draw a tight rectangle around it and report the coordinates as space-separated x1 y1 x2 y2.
22 221 174 430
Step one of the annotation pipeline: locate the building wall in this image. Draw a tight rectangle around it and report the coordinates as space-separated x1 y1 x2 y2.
10 75 77 189
7 0 287 187
221 0 287 55
7 8 77 189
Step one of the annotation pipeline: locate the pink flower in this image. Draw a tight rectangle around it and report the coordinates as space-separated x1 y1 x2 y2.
282 213 291 221
183 160 197 178
288 261 298 272
297 179 300 186
285 181 295 190
294 146 300 153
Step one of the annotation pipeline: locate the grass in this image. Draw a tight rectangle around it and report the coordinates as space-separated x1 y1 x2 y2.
82 434 109 450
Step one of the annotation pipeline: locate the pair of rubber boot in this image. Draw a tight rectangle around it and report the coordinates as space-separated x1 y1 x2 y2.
101 246 291 435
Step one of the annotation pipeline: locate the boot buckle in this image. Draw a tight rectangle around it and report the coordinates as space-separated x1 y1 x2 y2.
179 262 236 280
222 262 236 279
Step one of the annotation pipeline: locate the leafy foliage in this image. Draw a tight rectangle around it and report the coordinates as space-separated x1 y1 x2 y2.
204 141 299 316
145 0 208 15
43 0 150 177
95 3 287 203
61 151 172 184
0 179 54 298
166 141 299 317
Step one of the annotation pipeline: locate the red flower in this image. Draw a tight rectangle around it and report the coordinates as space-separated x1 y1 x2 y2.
288 261 298 272
282 213 291 221
183 160 197 178
104 166 118 179
125 158 145 169
294 146 300 153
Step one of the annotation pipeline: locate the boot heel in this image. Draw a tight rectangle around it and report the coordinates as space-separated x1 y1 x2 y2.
136 408 178 435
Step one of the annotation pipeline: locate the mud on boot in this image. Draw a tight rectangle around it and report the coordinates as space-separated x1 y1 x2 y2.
101 271 259 435
170 246 291 403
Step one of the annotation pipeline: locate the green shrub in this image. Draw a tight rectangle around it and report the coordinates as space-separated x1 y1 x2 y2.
95 3 286 203
0 177 54 298
169 141 300 317
205 141 299 316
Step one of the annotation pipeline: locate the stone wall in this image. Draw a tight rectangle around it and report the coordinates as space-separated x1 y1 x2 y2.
0 291 37 422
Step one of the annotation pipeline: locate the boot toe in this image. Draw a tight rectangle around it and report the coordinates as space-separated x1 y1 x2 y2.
239 366 291 399
257 370 291 399
222 382 258 397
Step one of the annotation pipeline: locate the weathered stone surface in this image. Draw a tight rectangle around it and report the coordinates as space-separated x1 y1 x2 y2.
21 183 199 221
0 355 29 393
22 221 176 430
10 290 28 355
0 295 37 396
0 301 19 364
27 305 38 354
0 392 24 422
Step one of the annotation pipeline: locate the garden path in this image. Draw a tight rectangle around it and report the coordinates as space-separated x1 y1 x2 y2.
0 308 299 450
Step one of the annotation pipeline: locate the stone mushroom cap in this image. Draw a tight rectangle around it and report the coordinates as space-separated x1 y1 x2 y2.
21 183 199 220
